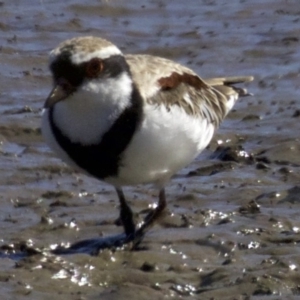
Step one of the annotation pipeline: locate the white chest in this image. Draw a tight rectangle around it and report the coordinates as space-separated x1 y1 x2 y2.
47 72 133 146
107 103 215 187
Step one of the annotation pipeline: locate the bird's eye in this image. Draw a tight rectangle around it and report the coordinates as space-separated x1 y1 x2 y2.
86 58 103 78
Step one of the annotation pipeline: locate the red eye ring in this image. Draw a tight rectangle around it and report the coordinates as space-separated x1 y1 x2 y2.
86 58 103 78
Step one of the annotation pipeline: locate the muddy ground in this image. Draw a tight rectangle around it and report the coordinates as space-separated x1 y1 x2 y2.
1 0 300 299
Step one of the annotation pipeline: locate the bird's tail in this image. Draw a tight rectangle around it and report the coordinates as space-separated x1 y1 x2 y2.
205 76 254 97
204 76 254 113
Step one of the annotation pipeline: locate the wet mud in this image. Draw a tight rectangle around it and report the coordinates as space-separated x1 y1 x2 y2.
1 0 300 299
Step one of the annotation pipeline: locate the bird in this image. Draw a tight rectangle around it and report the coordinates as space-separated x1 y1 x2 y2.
42 36 253 252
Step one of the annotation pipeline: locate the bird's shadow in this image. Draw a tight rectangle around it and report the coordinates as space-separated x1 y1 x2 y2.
0 232 145 260
52 233 135 255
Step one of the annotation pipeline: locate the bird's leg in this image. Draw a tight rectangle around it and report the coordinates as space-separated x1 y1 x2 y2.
51 188 165 254
116 188 136 237
51 188 136 255
134 188 167 240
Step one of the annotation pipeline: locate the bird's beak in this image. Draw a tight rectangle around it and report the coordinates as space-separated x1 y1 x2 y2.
44 84 70 109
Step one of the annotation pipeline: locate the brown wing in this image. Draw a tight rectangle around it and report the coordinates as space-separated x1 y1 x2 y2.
126 54 253 126
152 72 230 126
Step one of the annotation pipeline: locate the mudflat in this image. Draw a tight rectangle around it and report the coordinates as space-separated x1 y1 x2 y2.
0 0 300 299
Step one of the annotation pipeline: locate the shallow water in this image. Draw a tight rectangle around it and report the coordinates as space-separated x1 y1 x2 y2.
1 0 300 299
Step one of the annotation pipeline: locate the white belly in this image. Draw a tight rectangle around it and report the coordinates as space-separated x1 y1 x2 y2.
107 104 215 187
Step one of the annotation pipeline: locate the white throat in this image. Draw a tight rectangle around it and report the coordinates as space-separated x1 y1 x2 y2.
52 71 133 145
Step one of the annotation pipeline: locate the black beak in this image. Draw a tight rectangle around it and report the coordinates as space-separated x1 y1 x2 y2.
44 84 69 108
44 79 75 108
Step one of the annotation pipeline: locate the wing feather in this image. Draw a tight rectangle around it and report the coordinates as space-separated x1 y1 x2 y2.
126 54 253 126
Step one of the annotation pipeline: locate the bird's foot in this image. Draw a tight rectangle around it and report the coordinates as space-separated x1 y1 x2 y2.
51 213 160 255
51 190 167 255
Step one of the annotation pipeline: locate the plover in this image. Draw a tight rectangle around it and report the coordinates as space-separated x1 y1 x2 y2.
42 36 253 250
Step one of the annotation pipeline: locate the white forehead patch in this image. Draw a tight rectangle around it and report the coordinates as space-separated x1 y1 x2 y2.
71 45 122 64
49 45 122 65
